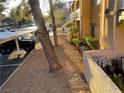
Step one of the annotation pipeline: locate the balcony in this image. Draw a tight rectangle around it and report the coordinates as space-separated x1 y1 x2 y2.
70 9 80 21
83 50 122 93
117 9 124 24
117 0 124 22
76 9 80 20
70 12 76 21
92 0 101 5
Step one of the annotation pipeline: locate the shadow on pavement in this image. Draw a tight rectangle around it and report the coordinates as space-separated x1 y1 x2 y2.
0 51 28 87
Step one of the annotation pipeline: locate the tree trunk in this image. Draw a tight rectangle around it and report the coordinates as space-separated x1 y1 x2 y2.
49 0 58 46
29 0 62 72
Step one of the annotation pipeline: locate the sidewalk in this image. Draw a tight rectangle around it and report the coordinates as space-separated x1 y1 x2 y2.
0 36 90 93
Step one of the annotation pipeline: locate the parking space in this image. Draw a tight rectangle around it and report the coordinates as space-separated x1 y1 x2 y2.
0 50 28 87
0 26 37 88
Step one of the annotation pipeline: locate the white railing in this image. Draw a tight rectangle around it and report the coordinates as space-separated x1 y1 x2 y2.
70 12 76 20
118 0 124 9
76 8 80 20
118 10 124 22
69 8 80 21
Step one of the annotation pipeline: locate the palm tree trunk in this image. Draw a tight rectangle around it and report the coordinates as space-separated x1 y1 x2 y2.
29 0 62 72
49 0 58 46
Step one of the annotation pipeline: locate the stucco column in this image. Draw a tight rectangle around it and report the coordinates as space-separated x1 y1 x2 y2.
100 0 106 49
79 0 83 40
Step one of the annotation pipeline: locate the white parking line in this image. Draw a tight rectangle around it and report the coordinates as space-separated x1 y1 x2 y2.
0 64 20 68
0 54 8 58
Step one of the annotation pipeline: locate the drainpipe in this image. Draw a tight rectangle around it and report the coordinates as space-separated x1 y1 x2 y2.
79 0 83 40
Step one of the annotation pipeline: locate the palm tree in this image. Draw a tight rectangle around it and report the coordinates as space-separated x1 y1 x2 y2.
28 0 62 72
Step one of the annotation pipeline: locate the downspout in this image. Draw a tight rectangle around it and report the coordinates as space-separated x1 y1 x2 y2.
79 0 83 40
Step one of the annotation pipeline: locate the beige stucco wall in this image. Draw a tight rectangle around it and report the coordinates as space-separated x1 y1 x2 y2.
114 21 124 55
82 18 91 37
99 0 116 49
80 0 92 38
79 0 101 39
91 5 100 39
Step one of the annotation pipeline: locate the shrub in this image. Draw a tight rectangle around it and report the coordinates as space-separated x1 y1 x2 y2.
84 36 99 49
110 74 124 92
71 38 80 45
66 22 73 28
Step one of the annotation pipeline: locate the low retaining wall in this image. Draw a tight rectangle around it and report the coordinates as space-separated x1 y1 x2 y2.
83 50 122 93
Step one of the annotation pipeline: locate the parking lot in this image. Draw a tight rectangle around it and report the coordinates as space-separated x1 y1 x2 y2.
0 51 28 87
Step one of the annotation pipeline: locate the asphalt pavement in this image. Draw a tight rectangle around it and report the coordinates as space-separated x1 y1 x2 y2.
0 51 28 87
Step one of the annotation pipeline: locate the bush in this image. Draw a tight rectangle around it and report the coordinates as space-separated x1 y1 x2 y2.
84 36 99 49
66 22 73 28
71 38 80 45
110 74 124 92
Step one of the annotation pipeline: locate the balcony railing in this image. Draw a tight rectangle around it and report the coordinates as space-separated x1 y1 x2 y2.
70 8 80 21
70 12 76 20
118 0 124 9
76 9 80 20
116 9 124 23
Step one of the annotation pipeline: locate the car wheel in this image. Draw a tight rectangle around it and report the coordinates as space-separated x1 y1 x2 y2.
24 47 31 52
24 45 34 53
0 46 13 55
0 48 8 55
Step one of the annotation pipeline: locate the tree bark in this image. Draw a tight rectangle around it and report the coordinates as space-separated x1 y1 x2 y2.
29 0 62 72
49 0 58 46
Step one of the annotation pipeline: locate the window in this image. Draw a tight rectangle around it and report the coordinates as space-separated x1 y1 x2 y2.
118 0 124 9
92 0 101 5
91 23 97 37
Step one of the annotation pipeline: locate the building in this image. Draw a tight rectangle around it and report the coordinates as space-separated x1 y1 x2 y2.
68 0 99 41
83 0 124 93
97 0 124 51
67 0 124 92
68 0 80 38
68 0 124 50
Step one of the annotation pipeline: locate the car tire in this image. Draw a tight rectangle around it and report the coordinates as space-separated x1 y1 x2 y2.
24 45 34 53
0 47 12 55
0 48 8 55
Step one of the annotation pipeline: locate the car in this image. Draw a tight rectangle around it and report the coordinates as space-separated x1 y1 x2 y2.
0 37 36 55
47 27 53 32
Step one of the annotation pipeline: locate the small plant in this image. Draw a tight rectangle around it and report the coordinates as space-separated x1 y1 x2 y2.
93 56 124 92
84 36 99 49
66 22 73 28
71 38 80 45
71 27 78 32
110 74 124 93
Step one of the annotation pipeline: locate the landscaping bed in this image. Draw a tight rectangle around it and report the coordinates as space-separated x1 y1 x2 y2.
83 50 122 93
69 36 99 55
93 56 124 93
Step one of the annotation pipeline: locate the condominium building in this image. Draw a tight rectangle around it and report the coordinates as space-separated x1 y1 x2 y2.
68 0 124 51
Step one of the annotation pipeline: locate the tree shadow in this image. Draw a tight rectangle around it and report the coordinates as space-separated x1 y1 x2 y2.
54 45 90 91
0 51 28 65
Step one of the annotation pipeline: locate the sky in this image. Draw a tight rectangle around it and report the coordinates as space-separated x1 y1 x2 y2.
3 0 72 16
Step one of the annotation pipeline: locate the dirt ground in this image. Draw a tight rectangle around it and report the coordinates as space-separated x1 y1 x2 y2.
0 36 90 93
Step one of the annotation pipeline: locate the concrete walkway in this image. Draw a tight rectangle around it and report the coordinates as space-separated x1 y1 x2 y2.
0 36 90 93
